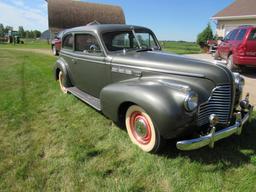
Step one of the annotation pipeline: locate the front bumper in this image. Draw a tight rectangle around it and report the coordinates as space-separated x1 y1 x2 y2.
177 100 254 151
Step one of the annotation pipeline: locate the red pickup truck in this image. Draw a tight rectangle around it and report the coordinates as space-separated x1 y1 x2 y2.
215 25 256 71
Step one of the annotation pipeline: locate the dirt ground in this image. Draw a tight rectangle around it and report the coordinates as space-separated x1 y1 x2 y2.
0 48 52 55
186 54 256 106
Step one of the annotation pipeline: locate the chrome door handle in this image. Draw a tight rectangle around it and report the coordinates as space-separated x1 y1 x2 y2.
71 59 76 64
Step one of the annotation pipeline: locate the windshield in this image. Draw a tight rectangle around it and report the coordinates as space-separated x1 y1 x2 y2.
102 29 160 52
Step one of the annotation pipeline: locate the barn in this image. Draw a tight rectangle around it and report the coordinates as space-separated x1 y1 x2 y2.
46 0 125 39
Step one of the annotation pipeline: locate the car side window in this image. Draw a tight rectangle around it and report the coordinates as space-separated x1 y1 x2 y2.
236 29 247 41
248 29 256 40
75 34 102 55
63 34 73 50
224 31 232 41
112 33 131 48
229 29 239 40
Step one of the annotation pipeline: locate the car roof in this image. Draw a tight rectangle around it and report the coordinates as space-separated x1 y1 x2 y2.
237 25 256 29
63 24 151 35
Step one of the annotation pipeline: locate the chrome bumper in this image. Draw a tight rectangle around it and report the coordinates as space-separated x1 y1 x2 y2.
176 104 254 151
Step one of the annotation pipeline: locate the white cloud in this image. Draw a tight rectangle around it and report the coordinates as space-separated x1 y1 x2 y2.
0 1 48 31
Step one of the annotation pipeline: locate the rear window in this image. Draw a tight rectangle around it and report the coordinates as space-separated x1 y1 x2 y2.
63 34 73 50
236 29 247 40
248 29 256 40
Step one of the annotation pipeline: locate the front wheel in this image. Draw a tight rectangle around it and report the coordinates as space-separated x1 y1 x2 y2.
125 105 164 153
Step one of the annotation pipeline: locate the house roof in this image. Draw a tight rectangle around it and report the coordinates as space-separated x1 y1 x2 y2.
212 0 256 20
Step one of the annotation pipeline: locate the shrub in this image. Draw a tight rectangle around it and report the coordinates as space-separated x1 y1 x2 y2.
196 23 213 48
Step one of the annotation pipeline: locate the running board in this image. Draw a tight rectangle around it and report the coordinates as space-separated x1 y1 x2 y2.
67 87 101 111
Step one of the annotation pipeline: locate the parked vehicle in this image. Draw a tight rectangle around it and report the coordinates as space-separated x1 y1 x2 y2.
207 40 218 56
51 31 64 56
215 25 256 71
54 24 253 153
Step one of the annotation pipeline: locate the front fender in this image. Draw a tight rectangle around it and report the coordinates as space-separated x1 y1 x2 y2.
100 79 196 139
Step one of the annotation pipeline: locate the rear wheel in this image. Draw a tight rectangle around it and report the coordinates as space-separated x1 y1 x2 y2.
58 71 68 94
125 105 164 153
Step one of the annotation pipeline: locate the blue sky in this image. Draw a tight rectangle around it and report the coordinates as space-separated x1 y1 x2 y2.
0 0 235 41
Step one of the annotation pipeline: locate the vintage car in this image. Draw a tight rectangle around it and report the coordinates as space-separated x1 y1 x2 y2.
54 24 253 153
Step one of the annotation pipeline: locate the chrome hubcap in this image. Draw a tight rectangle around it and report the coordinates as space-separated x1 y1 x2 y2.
135 118 148 137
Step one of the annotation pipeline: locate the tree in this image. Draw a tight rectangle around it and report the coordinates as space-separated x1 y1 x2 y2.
18 26 25 38
25 31 29 39
34 30 41 38
196 23 213 48
4 26 13 34
0 23 4 37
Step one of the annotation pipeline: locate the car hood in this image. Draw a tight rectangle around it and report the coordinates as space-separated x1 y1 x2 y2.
110 51 233 85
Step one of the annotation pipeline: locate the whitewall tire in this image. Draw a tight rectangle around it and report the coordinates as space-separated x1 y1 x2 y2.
125 105 162 153
58 71 68 94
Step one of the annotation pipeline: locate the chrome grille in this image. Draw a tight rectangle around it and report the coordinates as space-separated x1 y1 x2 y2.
198 85 232 126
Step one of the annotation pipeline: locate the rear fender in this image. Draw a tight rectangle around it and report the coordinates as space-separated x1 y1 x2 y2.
54 58 72 87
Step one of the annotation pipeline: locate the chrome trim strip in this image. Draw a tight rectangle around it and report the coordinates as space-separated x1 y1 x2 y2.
61 51 106 64
198 85 232 126
111 63 205 78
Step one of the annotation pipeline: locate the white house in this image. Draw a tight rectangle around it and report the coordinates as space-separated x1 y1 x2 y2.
212 0 256 37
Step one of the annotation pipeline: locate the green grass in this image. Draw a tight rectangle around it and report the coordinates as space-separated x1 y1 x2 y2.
0 39 50 49
1 49 256 191
161 41 201 54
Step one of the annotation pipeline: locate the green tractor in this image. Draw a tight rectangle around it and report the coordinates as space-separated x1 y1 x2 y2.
7 31 23 44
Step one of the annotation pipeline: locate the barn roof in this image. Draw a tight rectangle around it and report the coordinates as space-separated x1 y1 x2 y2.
47 0 125 30
212 0 256 20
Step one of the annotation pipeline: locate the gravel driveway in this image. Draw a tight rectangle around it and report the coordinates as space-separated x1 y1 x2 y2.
186 54 256 106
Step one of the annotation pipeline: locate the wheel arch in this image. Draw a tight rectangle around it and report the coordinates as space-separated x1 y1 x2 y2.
54 58 73 87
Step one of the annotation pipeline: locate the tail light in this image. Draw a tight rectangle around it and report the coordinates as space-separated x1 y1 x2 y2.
237 44 247 56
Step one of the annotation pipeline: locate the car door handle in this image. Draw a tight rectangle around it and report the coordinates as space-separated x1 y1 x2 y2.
71 59 77 64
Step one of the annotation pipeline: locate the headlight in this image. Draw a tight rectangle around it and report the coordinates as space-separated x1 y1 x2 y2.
184 91 198 112
233 72 245 91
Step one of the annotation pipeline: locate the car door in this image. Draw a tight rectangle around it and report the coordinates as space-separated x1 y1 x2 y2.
246 28 256 57
70 33 110 98
221 29 239 59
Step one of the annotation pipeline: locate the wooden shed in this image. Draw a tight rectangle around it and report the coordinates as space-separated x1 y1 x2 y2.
46 0 125 38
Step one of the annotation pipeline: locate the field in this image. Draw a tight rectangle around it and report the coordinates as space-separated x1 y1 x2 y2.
0 45 256 191
0 39 50 49
161 41 201 55
0 39 201 55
